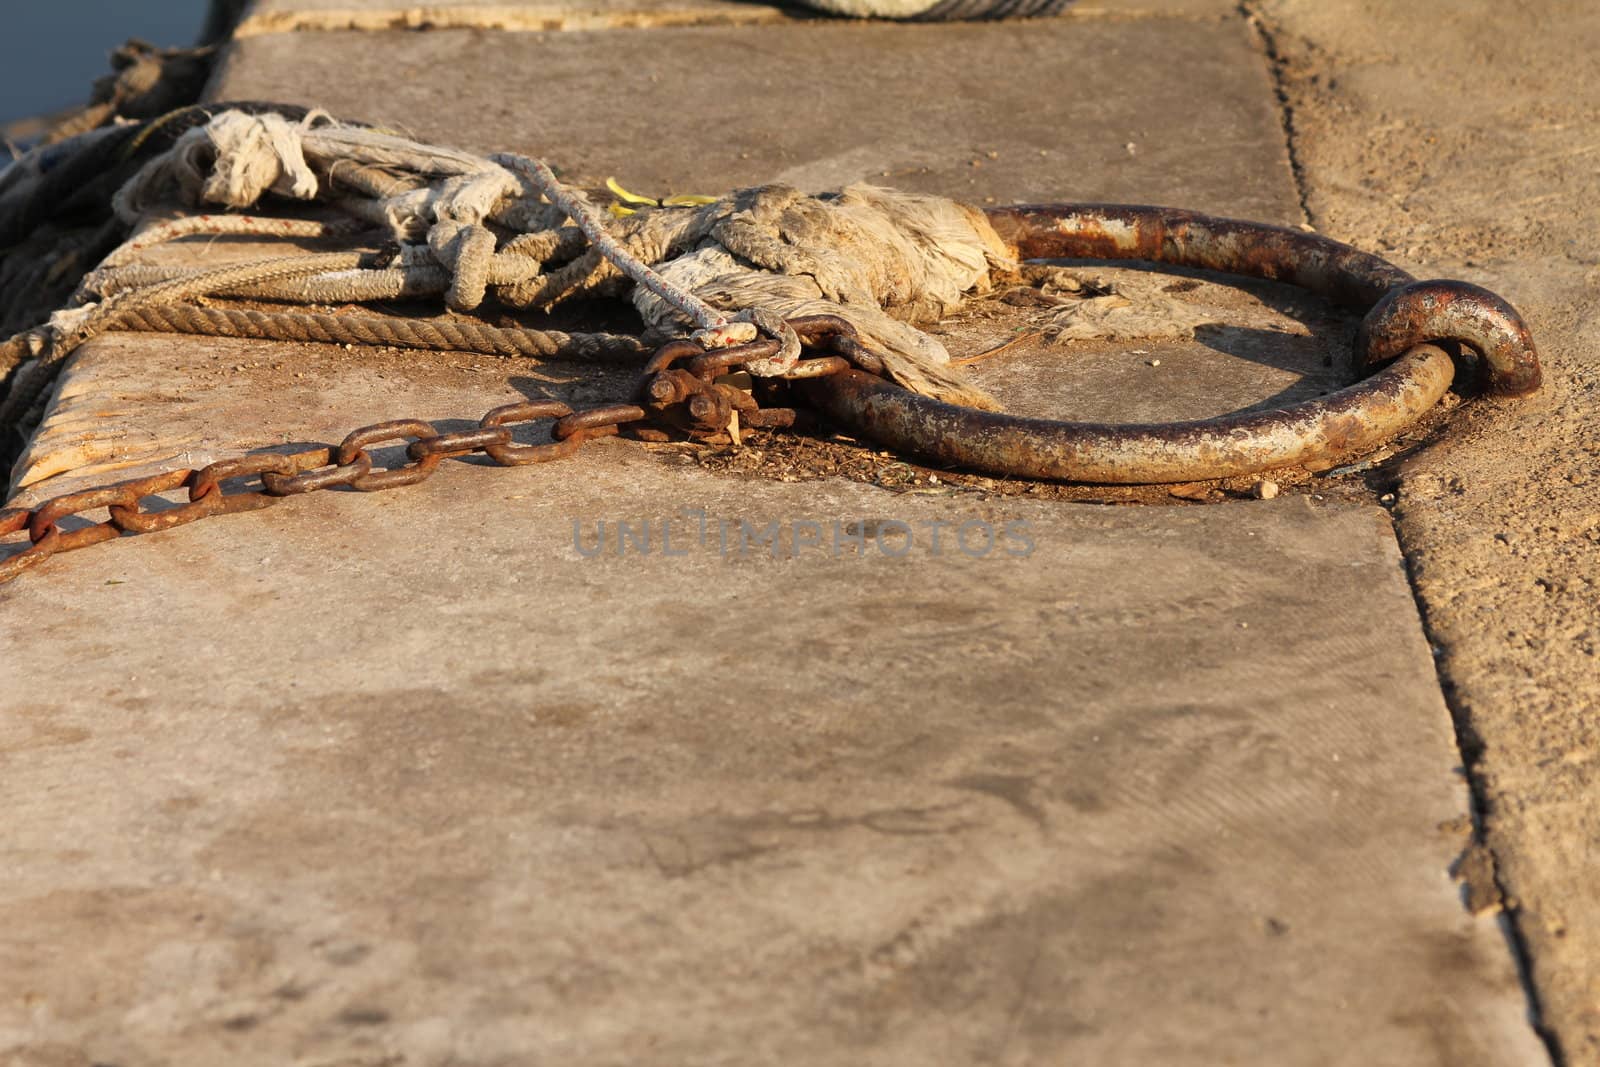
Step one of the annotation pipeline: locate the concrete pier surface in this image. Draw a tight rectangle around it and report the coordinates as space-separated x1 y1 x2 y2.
4 0 1596 1063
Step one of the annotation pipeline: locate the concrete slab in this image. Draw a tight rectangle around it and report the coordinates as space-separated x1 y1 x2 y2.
0 343 1541 1063
209 17 1302 220
15 0 1325 492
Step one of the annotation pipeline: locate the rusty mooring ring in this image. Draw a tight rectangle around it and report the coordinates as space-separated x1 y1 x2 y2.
802 204 1540 484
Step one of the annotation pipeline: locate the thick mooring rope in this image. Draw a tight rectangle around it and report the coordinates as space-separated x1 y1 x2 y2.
101 305 646 362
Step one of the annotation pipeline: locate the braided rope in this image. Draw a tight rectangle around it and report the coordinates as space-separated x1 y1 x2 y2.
113 305 647 362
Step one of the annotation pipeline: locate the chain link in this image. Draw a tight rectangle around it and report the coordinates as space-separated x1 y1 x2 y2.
0 317 863 590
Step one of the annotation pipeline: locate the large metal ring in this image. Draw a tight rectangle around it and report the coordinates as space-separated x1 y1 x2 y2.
804 204 1541 484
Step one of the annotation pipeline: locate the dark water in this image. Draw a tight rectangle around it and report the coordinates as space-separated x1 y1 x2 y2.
1 1 212 127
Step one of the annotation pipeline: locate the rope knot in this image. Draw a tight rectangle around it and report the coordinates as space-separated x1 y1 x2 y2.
687 309 801 376
733 307 802 376
689 321 756 349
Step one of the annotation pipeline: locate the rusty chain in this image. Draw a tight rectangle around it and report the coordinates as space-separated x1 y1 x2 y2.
0 205 1546 591
0 315 859 588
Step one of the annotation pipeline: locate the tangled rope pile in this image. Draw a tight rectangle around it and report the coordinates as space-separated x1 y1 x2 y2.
0 107 1020 459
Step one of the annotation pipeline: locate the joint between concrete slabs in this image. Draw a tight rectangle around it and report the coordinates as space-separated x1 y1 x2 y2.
1237 0 1314 228
1391 515 1565 1065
